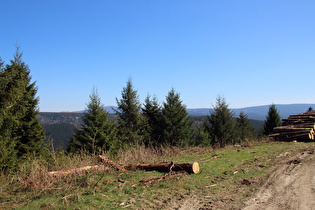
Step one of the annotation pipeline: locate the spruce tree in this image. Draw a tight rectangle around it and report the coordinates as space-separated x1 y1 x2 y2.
142 95 162 146
204 97 236 148
115 79 143 145
0 57 18 170
0 48 44 159
236 112 255 143
263 104 281 135
160 88 192 146
68 88 118 154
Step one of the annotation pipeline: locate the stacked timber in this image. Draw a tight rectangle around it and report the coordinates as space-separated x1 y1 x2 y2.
271 111 315 141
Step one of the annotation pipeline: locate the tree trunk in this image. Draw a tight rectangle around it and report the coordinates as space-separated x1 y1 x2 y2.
124 162 200 174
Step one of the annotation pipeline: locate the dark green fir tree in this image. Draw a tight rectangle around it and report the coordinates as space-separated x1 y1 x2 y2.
68 88 118 154
115 79 143 145
204 96 236 148
0 48 44 160
236 112 255 143
142 95 162 146
263 104 281 135
160 88 192 146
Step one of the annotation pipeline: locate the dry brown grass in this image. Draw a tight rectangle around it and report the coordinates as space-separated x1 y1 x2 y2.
116 144 182 164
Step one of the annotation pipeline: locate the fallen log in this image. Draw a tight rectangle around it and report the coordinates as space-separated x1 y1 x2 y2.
124 162 200 174
98 155 126 171
48 165 107 177
48 157 200 177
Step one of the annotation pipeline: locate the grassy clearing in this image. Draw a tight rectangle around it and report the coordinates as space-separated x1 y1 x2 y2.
1 140 314 209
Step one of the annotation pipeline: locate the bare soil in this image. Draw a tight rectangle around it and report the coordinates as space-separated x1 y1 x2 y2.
242 148 315 210
169 148 315 210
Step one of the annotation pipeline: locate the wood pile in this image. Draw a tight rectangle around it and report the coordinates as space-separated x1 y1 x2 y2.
271 111 315 141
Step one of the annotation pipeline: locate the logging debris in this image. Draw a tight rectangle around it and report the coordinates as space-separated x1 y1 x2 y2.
140 171 188 186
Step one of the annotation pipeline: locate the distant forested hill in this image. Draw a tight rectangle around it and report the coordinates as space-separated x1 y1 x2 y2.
39 113 83 150
39 112 115 151
43 123 77 151
187 104 315 120
38 112 84 125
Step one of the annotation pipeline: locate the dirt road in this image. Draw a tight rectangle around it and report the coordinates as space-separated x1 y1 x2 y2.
242 149 315 210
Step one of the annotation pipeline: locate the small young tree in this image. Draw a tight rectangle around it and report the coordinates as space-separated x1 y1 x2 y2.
263 104 281 135
68 88 118 154
192 126 210 146
235 112 255 143
115 79 143 145
160 88 192 146
142 95 162 146
204 96 236 148
307 107 313 112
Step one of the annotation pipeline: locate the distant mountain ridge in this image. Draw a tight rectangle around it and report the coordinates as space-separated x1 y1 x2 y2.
187 104 315 121
75 104 315 121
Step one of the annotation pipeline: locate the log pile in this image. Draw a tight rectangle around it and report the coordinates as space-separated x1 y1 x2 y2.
271 111 315 141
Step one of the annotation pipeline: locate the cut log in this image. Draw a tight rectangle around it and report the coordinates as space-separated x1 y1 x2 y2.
282 118 314 122
124 162 200 174
273 127 313 133
275 133 312 141
283 123 315 129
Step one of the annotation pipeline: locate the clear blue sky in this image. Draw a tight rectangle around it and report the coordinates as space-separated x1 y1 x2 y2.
1 0 314 112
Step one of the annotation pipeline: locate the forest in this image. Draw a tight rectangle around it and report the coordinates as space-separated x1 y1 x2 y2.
0 49 277 172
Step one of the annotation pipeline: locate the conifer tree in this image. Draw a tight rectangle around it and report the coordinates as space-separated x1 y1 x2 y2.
0 57 18 170
68 88 118 154
263 104 281 135
204 97 236 148
115 79 143 144
236 112 255 143
192 126 209 146
160 88 192 146
142 95 162 146
0 48 44 159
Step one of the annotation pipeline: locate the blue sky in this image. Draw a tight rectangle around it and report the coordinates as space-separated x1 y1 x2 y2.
1 0 314 112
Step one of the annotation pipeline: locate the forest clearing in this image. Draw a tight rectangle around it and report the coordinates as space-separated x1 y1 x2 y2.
1 141 314 209
2 1 315 209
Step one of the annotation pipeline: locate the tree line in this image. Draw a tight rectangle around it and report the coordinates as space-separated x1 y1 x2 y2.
0 49 282 171
67 79 282 154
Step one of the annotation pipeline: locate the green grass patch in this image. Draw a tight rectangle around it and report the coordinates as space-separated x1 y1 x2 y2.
1 141 314 209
